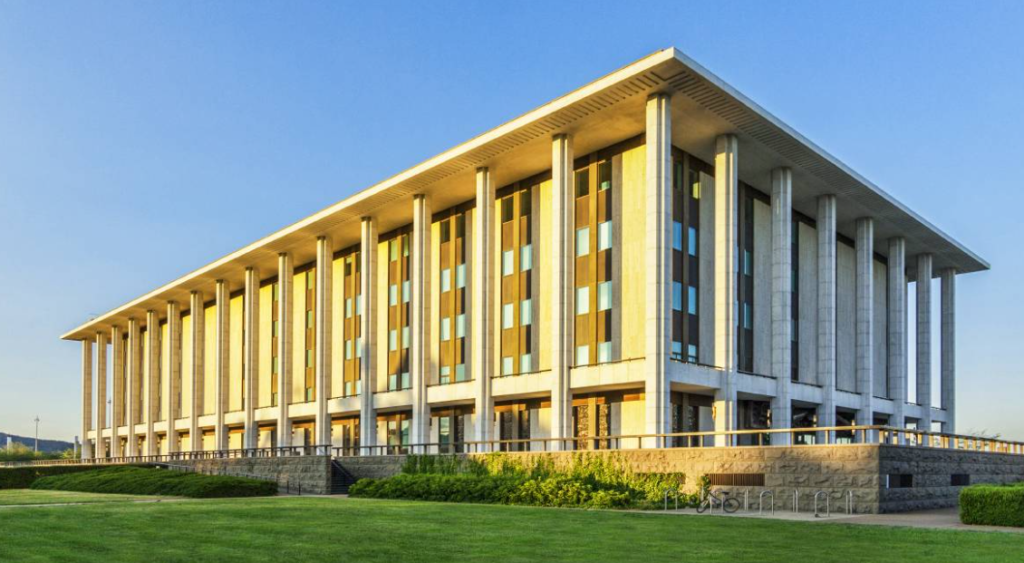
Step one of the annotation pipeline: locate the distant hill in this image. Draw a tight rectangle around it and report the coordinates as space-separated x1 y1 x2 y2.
0 432 74 453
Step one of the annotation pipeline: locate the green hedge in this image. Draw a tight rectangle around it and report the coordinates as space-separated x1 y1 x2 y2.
350 453 704 509
30 466 278 498
0 465 111 490
960 482 1024 527
349 473 633 508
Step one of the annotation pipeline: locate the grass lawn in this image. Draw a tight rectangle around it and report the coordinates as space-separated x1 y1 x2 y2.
0 496 1022 562
0 489 166 506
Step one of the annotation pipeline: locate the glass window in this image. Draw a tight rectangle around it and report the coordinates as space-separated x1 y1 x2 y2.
402 326 409 349
598 161 612 191
575 169 590 197
344 298 352 319
691 173 701 200
455 264 466 289
520 299 532 326
576 345 589 366
598 342 612 364
502 250 514 276
389 240 398 261
306 349 314 368
388 330 397 351
272 320 279 338
402 236 409 257
673 282 683 312
688 344 698 363
502 198 514 223
743 302 753 329
440 366 451 385
502 303 514 329
576 287 590 315
744 250 753 276
688 286 698 315
520 353 532 373
456 314 466 339
345 340 353 360
671 341 683 360
356 337 363 358
402 280 410 304
576 227 590 256
440 318 450 342
357 295 364 316
520 244 532 272
401 371 410 389
440 221 451 243
388 373 398 391
441 268 451 293
389 284 398 306
688 227 698 256
673 222 683 251
306 310 314 329
455 364 466 382
502 356 514 376
598 221 612 252
598 282 612 312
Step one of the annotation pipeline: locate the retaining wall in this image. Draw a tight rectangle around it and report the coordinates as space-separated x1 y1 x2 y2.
170 456 332 495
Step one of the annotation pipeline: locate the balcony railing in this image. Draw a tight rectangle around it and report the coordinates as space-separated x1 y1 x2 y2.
4 426 1022 467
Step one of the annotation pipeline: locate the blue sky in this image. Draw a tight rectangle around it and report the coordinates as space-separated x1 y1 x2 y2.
1 1 1021 441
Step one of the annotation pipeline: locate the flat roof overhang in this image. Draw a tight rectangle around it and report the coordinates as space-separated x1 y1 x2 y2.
61 47 988 341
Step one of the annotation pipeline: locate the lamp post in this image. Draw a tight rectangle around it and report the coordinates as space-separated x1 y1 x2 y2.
34 416 40 452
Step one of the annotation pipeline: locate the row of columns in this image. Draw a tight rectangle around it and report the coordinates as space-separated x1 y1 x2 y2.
80 93 959 458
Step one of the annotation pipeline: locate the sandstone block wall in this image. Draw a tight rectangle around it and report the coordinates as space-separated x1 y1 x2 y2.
170 455 332 495
879 446 1024 512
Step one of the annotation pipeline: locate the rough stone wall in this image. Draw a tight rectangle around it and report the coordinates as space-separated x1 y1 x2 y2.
170 455 332 495
338 445 882 513
879 446 1024 513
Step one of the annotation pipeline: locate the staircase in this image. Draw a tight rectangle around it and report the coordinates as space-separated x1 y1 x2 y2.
330 460 358 495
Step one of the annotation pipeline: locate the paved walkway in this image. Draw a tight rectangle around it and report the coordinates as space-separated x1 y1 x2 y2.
646 506 1024 534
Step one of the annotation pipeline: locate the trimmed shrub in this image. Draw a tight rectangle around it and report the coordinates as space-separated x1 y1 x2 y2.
960 483 1024 527
0 465 109 490
353 453 702 509
30 466 278 498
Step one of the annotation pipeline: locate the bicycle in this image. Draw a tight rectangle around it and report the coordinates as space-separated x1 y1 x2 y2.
696 489 740 513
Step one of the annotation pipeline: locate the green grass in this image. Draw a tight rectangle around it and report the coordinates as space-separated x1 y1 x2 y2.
0 489 164 506
0 497 1022 562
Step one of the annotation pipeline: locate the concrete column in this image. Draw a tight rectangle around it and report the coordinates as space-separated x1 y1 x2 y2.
359 218 378 450
214 280 230 450
166 301 181 453
941 268 956 433
816 195 838 435
146 309 159 455
315 236 333 448
916 253 933 430
644 93 672 446
189 291 204 452
770 167 793 444
887 238 908 430
81 338 93 459
276 254 293 448
243 267 260 449
550 135 573 449
855 218 874 429
713 134 738 446
126 317 140 456
411 195 432 448
95 331 108 458
472 168 495 449
111 325 124 458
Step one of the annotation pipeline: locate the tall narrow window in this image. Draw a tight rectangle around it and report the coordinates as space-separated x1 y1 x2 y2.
385 232 411 391
574 155 614 366
341 251 362 397
437 208 469 385
671 151 707 363
498 180 537 377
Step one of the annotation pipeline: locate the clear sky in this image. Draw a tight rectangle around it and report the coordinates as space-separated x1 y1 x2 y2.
1 1 1021 442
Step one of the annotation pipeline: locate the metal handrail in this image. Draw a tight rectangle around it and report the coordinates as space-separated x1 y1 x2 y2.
16 424 1024 468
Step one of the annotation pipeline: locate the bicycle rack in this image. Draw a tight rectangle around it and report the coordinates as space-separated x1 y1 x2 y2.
743 489 749 511
663 488 680 511
758 490 775 515
813 491 830 518
793 490 800 513
844 490 854 515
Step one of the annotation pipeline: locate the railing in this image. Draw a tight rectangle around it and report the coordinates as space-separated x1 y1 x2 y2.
6 425 1024 467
